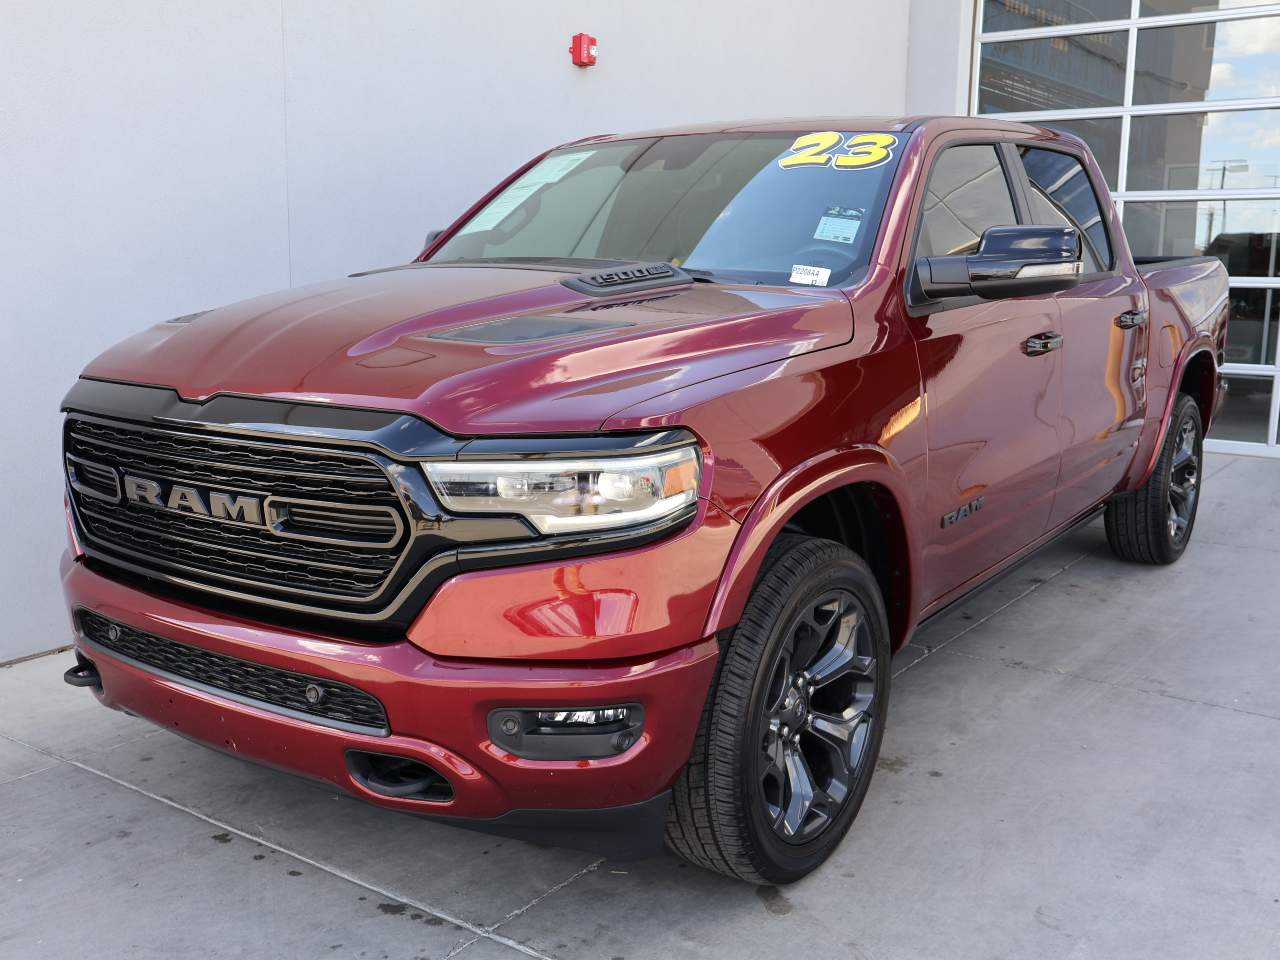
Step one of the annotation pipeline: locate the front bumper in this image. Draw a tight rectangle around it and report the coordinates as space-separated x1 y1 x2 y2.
60 553 719 831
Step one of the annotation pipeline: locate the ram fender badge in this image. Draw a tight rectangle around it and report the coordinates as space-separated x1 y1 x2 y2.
942 496 985 528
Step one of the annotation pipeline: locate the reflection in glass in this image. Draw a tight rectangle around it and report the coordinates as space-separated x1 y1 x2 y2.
1224 288 1279 365
1128 110 1280 191
1020 148 1113 271
1208 375 1274 443
1123 200 1280 275
1141 0 1277 15
918 146 1018 257
983 0 1130 32
1042 117 1123 189
978 33 1127 112
1134 16 1280 104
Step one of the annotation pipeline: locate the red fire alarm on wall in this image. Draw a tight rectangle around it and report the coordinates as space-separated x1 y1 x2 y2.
570 33 597 67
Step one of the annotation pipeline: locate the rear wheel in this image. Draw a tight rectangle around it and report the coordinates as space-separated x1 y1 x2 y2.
665 534 890 883
1105 393 1204 565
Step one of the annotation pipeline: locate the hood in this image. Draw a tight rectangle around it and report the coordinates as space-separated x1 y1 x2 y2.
82 263 853 434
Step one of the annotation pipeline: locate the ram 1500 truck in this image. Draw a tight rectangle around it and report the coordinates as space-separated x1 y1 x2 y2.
59 116 1228 883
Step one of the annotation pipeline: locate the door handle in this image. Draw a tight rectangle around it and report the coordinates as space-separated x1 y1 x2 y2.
1115 310 1147 330
1022 332 1063 356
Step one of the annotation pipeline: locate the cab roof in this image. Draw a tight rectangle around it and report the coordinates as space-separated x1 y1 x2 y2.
564 115 1055 147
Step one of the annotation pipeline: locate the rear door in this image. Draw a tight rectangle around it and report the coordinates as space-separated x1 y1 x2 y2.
907 138 1065 607
1013 145 1148 527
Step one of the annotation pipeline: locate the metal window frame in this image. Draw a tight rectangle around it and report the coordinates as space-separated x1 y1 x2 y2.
972 0 1280 456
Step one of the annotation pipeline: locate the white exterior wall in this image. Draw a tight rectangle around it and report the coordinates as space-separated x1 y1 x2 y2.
0 0 917 660
906 0 976 116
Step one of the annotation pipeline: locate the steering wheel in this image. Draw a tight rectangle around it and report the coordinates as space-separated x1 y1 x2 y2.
789 244 848 273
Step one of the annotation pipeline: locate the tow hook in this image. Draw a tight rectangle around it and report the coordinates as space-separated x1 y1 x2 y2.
63 652 101 690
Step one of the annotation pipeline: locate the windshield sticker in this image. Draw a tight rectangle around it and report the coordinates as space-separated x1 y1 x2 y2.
814 206 864 244
790 264 832 286
523 149 594 186
460 151 596 234
778 132 899 171
460 183 541 233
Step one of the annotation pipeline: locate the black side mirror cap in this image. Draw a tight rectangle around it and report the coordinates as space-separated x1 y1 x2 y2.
917 224 1083 301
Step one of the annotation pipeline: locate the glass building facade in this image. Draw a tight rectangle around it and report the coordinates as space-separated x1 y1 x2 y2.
975 0 1280 455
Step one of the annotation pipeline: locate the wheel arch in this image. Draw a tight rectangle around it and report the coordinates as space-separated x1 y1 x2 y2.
1177 347 1218 430
704 447 918 652
1132 340 1219 489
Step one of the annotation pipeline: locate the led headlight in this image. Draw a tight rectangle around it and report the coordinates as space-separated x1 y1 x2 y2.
423 444 700 535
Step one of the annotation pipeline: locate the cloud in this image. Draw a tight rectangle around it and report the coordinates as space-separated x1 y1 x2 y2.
1215 17 1280 58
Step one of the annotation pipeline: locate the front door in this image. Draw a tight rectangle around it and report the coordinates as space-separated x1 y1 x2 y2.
907 141 1065 607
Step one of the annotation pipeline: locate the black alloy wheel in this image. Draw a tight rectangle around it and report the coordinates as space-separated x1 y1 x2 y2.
756 588 878 843
1167 416 1200 546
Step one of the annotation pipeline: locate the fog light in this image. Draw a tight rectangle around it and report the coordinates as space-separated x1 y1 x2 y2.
489 703 645 760
536 707 631 727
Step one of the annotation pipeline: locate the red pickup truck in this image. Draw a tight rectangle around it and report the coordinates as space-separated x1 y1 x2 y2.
60 116 1228 883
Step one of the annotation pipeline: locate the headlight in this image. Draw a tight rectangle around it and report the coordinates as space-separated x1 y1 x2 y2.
423 444 700 535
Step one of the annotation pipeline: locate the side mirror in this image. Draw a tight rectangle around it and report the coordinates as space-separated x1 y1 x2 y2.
916 225 1082 301
422 229 444 253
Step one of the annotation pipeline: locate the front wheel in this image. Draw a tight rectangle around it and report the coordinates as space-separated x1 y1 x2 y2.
1105 392 1204 565
665 535 890 883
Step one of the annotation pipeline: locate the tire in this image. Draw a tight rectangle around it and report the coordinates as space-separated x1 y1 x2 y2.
665 534 890 883
1105 393 1204 565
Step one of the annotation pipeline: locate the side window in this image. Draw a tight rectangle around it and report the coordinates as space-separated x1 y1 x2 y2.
917 145 1018 258
1019 147 1113 273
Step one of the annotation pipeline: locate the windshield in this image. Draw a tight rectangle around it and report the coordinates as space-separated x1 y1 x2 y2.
430 131 904 288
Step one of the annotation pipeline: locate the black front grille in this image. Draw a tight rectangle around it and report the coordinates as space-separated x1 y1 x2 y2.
68 418 395 501
80 611 389 733
64 416 410 609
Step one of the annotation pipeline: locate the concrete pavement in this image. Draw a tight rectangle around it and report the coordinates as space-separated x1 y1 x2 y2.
3 453 1278 960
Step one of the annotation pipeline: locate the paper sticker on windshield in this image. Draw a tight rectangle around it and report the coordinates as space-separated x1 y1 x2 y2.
522 150 594 186
790 264 832 286
814 206 864 244
461 183 541 233
778 132 898 171
460 151 595 234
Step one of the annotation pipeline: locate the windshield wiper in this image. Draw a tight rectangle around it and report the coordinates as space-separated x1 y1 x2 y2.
681 267 721 283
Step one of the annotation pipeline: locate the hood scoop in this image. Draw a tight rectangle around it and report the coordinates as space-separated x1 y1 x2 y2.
430 314 633 344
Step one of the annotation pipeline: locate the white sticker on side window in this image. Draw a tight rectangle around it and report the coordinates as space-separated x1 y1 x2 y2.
814 206 864 244
790 264 831 286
